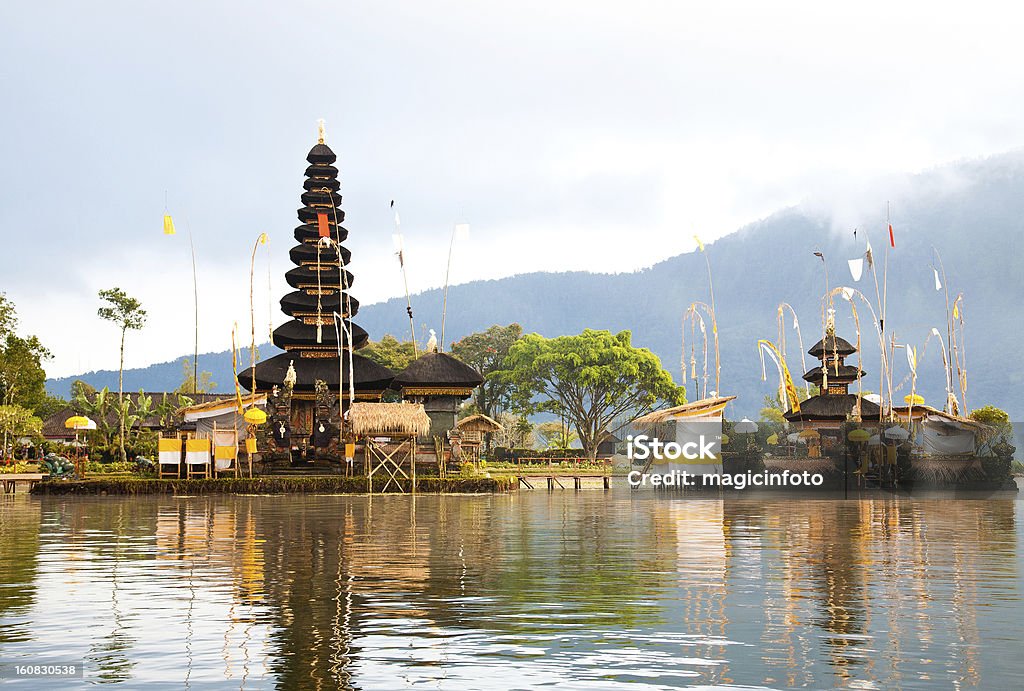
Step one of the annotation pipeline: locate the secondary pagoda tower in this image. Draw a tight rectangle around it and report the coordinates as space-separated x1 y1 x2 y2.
784 326 880 443
239 125 394 461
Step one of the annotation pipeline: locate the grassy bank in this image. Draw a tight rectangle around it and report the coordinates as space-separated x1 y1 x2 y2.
30 476 516 496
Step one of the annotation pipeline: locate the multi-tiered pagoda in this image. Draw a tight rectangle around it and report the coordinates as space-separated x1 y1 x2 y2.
784 326 880 443
239 126 394 461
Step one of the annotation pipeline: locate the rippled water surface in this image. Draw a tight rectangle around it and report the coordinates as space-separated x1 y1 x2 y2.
1 490 1022 689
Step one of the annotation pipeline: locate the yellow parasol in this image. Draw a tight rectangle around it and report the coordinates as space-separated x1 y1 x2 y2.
243 408 267 425
847 428 871 443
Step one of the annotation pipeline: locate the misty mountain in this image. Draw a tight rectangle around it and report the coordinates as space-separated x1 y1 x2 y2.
49 151 1024 419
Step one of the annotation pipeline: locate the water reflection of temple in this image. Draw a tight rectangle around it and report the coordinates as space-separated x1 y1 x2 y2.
0 495 1017 688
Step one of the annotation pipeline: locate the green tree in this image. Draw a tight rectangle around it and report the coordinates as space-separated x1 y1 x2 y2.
0 404 43 460
361 334 417 372
0 295 52 415
534 420 579 451
0 293 16 339
70 380 97 401
491 411 534 449
969 405 1013 439
97 288 147 461
503 329 685 461
33 393 68 421
450 323 523 419
72 385 117 455
0 334 51 412
174 358 217 394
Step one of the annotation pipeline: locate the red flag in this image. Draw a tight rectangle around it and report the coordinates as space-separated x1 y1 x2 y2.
888 223 895 248
317 212 330 238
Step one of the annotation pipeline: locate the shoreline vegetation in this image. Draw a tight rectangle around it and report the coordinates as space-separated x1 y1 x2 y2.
29 476 516 496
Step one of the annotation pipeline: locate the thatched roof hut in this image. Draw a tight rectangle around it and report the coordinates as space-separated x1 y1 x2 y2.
455 413 503 434
348 402 431 437
391 352 483 397
633 396 736 430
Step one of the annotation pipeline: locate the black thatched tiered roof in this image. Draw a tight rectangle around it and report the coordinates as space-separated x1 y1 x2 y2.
242 353 394 392
784 394 880 422
392 352 484 397
238 129 393 395
808 333 857 358
802 363 865 386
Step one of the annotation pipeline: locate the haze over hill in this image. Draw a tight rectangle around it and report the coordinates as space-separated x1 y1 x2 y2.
48 151 1024 418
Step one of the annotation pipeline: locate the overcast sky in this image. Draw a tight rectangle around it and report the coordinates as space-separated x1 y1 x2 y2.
2 1 1023 377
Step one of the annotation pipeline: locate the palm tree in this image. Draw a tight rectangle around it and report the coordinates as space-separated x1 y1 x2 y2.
97 288 147 462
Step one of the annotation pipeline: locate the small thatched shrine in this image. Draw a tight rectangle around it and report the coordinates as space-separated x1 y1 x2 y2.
454 413 503 464
348 402 431 492
391 352 484 439
348 402 432 438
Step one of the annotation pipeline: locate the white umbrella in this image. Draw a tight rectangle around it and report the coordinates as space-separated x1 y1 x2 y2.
884 426 910 441
867 434 882 446
734 418 758 434
786 432 807 444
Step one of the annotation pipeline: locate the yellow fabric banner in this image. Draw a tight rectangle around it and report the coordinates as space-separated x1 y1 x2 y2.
186 438 210 453
158 438 181 452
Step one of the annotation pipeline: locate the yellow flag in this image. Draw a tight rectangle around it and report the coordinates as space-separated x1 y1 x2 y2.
694 235 704 252
953 302 959 320
163 214 176 235
259 232 268 245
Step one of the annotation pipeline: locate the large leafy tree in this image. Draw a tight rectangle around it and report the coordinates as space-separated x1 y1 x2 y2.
0 294 53 415
0 334 51 412
503 329 685 461
97 288 147 461
450 323 523 419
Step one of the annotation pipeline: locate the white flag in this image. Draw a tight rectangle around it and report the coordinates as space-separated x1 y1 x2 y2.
933 268 942 291
454 222 470 239
848 258 863 282
906 346 917 373
394 211 401 228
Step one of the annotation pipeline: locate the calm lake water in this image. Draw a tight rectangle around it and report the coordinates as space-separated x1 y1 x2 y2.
1 490 1022 689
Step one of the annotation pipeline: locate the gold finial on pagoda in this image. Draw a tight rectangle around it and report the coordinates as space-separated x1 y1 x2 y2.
317 118 326 144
